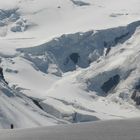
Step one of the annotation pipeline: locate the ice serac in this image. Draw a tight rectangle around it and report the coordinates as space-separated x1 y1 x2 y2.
18 21 140 73
40 97 99 123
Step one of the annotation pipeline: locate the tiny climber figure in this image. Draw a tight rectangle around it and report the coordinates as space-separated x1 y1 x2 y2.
11 124 14 129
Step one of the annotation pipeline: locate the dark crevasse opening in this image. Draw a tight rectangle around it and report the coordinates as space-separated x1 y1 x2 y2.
101 74 120 94
69 53 80 64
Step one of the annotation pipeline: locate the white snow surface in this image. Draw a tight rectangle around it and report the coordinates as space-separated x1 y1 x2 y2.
0 0 140 128
0 79 66 129
1 119 140 140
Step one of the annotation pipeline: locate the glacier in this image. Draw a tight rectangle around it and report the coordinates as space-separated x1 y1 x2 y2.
0 0 140 130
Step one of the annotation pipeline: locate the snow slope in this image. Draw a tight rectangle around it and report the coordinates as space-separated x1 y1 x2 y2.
1 119 140 140
0 77 66 129
2 21 140 124
0 0 140 128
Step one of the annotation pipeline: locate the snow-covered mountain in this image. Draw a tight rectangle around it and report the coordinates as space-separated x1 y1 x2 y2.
0 0 140 129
